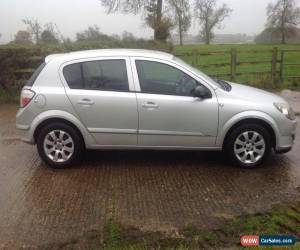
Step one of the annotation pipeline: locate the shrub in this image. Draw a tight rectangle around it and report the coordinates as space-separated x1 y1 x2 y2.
0 40 173 100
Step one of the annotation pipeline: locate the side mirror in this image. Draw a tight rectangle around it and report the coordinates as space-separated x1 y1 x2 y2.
192 85 212 99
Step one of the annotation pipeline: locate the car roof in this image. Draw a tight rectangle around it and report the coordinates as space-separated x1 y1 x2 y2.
45 49 174 64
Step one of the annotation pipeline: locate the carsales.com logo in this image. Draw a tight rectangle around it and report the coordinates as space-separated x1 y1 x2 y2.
240 235 296 247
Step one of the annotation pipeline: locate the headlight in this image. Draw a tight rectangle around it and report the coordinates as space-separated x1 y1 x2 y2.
274 103 296 120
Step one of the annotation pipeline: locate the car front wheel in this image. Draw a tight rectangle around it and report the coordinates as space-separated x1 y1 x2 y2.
225 123 272 168
37 122 83 168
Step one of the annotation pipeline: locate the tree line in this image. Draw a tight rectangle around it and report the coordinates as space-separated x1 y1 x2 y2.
100 0 232 45
3 0 300 46
100 0 300 44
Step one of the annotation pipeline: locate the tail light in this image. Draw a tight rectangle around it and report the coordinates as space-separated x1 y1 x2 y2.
20 89 35 108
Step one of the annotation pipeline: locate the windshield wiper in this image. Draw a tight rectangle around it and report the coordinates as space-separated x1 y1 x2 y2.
215 79 232 92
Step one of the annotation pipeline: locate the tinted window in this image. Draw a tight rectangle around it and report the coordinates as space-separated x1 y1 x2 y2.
136 60 199 96
26 62 46 86
63 63 83 89
82 60 129 91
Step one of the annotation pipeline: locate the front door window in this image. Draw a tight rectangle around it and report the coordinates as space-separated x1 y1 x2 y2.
135 60 208 97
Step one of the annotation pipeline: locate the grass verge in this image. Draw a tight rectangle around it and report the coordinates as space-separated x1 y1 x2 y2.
0 90 18 104
97 201 300 250
0 85 21 104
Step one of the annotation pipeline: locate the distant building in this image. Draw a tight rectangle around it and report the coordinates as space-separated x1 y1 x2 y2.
171 33 255 45
255 27 300 44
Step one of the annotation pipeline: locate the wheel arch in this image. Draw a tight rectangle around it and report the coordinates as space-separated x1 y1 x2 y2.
34 118 85 147
218 111 279 150
29 110 96 147
222 118 276 149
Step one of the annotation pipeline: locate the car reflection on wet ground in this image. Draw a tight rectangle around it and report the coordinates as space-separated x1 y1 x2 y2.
0 98 299 249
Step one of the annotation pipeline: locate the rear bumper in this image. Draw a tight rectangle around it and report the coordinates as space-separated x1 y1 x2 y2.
16 106 35 144
16 124 34 144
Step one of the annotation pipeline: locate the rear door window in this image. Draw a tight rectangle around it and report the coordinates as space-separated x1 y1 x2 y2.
82 60 129 91
63 59 129 92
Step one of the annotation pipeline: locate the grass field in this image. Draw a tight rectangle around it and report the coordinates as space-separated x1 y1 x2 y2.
174 44 300 89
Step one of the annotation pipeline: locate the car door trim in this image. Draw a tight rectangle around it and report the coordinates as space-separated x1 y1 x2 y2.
88 128 137 134
139 129 214 137
88 128 214 137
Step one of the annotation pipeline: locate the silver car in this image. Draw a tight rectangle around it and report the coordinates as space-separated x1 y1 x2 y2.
16 49 297 168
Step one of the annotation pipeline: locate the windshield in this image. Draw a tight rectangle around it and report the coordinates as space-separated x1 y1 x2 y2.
173 57 221 88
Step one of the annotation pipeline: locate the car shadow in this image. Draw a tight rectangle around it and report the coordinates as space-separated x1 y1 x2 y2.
78 149 284 170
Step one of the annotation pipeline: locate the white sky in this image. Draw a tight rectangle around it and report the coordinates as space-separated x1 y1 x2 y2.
0 0 293 43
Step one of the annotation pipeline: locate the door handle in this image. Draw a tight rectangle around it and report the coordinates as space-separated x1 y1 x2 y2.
77 98 94 105
142 102 159 109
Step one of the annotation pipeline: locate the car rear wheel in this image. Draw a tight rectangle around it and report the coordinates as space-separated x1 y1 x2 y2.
37 122 83 168
224 123 272 168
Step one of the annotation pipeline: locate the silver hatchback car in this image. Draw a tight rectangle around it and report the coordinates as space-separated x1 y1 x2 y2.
16 49 297 168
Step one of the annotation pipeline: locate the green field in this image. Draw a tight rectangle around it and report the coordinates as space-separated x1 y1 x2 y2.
174 44 300 89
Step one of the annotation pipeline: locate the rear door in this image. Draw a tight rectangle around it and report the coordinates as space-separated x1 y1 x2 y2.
61 57 138 146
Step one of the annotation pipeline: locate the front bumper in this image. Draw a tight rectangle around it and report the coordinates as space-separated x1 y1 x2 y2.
275 146 292 154
275 118 297 153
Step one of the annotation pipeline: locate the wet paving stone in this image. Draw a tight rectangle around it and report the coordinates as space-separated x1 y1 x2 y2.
0 101 299 249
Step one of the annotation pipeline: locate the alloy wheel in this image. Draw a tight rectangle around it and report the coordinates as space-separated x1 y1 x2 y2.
234 131 266 165
43 130 74 163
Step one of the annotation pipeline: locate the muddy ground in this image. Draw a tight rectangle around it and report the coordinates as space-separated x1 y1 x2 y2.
0 91 300 249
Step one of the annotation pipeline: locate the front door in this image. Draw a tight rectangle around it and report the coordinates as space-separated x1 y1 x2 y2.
62 58 138 146
133 59 218 148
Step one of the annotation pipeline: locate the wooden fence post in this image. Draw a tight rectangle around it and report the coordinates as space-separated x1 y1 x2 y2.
195 49 199 66
271 47 278 84
279 50 284 81
230 48 237 81
192 49 198 67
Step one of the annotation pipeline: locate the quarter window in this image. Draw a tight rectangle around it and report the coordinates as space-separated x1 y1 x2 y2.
63 63 83 89
63 59 129 91
135 60 200 96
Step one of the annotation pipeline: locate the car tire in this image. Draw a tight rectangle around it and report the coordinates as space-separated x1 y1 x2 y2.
224 123 272 168
37 122 83 168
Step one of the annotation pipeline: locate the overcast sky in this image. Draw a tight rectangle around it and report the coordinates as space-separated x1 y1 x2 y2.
0 0 286 43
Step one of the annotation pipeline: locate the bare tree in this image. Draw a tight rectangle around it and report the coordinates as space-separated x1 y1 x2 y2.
53 23 70 45
14 30 32 44
76 25 104 41
266 0 300 44
99 0 170 41
168 0 191 45
145 0 174 41
23 18 42 43
41 23 59 44
194 0 232 44
122 31 135 41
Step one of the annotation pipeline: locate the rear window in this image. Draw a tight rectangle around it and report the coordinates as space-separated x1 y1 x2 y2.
26 62 46 86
